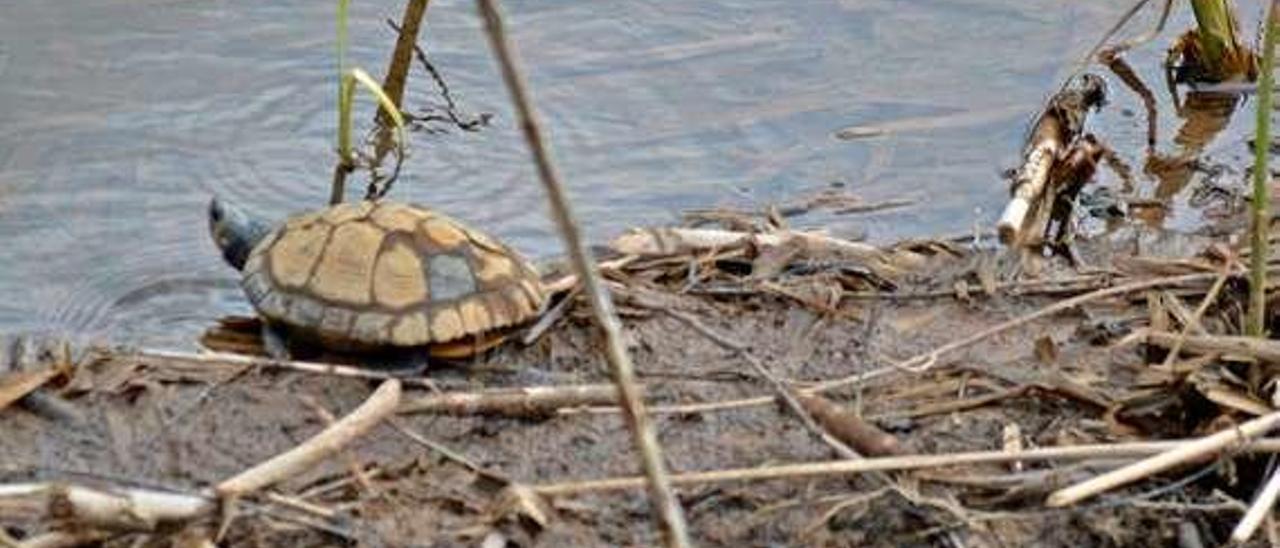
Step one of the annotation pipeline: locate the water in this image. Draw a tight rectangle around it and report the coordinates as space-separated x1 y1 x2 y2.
0 0 1258 347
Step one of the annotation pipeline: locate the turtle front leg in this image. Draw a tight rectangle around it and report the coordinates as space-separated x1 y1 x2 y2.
261 323 293 360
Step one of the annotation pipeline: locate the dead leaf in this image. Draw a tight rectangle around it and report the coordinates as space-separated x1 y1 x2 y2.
1034 336 1058 364
490 484 554 531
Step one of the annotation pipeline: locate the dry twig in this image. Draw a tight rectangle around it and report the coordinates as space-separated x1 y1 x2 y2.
217 379 401 497
1048 411 1280 507
1156 266 1234 370
473 1 689 544
794 392 903 457
612 227 910 280
135 348 433 387
816 271 1219 389
0 482 213 531
399 383 621 417
298 396 376 494
640 299 884 463
1141 330 1280 363
1232 462 1280 543
390 419 486 473
376 0 429 128
530 438 1280 497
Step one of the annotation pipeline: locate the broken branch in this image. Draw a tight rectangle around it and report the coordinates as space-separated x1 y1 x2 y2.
1047 411 1280 507
217 379 401 497
998 75 1106 244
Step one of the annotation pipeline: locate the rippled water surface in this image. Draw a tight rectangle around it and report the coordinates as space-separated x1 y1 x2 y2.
0 0 1257 347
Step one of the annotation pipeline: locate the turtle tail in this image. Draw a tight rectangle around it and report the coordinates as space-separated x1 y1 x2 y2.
208 197 272 271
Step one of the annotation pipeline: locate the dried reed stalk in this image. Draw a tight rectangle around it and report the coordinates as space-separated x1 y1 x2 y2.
473 1 690 545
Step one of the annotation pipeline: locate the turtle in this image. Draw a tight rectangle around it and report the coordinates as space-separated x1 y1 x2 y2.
208 197 546 362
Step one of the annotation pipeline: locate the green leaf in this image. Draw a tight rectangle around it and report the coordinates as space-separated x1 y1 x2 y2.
336 67 408 166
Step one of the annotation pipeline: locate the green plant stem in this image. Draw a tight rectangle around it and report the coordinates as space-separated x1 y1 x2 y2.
1248 0 1278 341
1190 0 1236 70
332 0 353 205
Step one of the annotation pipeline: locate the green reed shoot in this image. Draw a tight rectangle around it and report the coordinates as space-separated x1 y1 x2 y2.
338 67 406 166
331 0 407 204
1190 0 1240 67
1189 0 1256 81
1248 0 1278 339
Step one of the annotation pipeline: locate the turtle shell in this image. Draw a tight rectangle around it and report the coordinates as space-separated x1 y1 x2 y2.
239 201 545 349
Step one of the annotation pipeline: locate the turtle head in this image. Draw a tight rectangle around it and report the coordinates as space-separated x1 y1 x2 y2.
208 197 272 271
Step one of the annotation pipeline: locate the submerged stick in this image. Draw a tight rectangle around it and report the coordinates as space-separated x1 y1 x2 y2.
1099 49 1157 149
1069 0 1170 80
473 1 691 545
217 379 401 497
1048 411 1280 507
530 438 1280 498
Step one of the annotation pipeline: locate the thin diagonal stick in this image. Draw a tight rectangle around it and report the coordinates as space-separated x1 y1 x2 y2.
472 1 691 546
1158 266 1233 370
